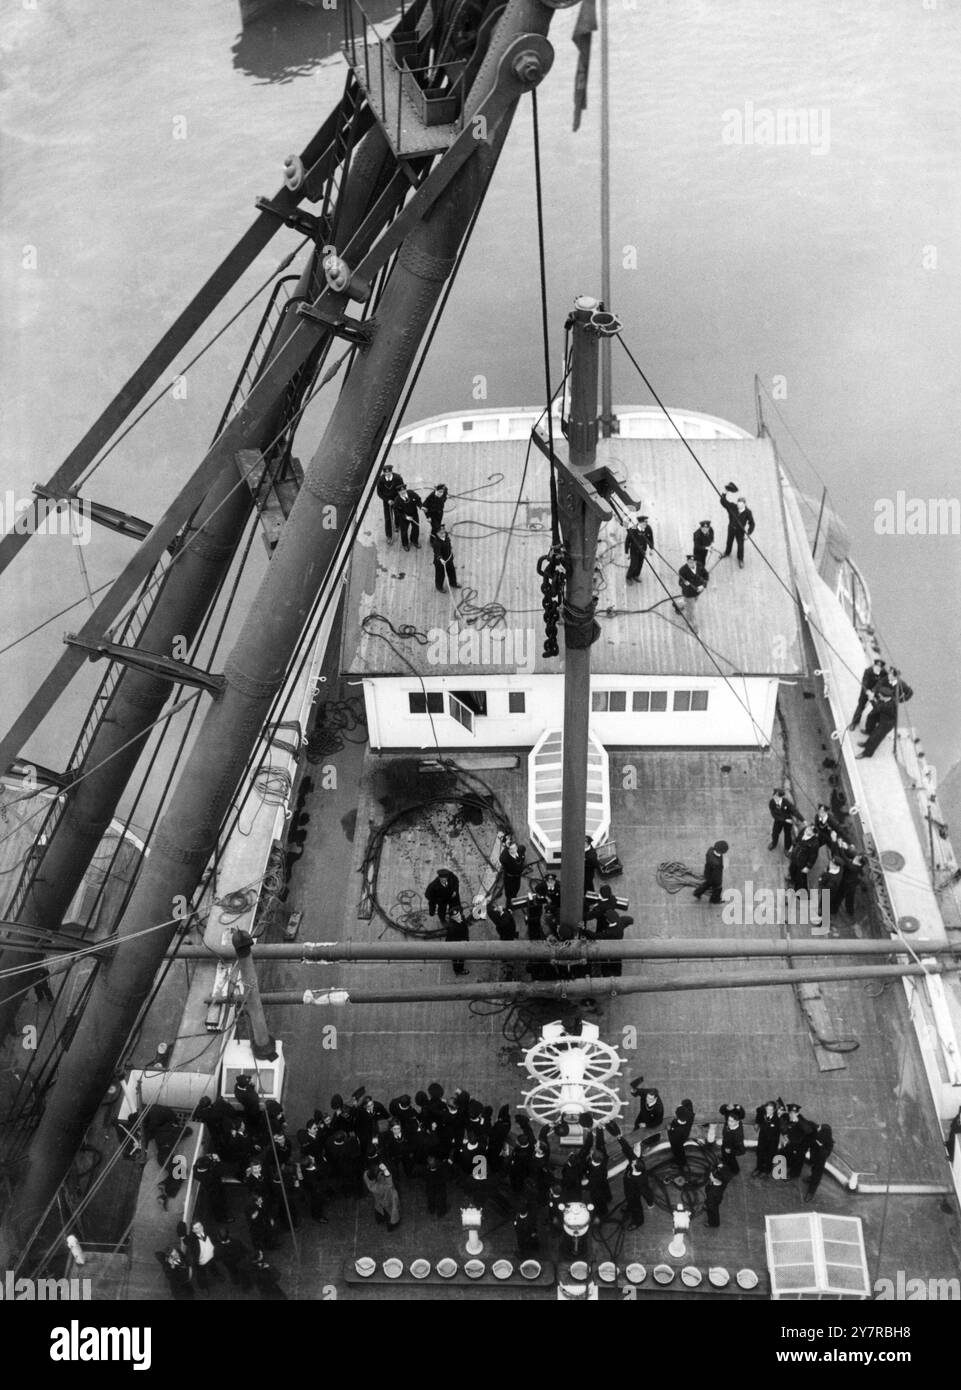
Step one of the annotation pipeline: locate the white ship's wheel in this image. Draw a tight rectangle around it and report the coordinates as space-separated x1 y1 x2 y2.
522 1080 624 1126
522 1037 622 1083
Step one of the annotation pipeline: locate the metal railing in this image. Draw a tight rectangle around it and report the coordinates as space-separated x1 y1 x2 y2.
343 0 466 153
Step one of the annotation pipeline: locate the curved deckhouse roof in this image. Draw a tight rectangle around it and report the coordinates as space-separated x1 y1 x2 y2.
341 435 804 679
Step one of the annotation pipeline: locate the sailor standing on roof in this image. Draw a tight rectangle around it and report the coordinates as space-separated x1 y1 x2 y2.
719 482 755 567
376 463 404 544
692 519 714 568
430 525 460 593
678 553 709 632
625 511 654 583
392 486 423 551
421 483 449 536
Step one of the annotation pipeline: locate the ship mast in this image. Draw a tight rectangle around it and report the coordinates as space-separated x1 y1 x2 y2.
598 0 614 439
0 0 568 1269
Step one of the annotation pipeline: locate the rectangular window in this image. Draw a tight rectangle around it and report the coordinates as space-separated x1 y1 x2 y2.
409 692 443 715
650 691 667 712
632 691 649 712
672 689 710 712
592 690 627 712
451 691 487 717
508 692 526 714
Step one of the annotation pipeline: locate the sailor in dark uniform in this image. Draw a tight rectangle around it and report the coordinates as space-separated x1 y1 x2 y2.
391 487 423 551
704 1166 728 1227
421 483 449 536
524 881 548 941
610 1125 654 1227
783 1104 815 1179
625 513 654 582
752 1101 781 1177
803 1123 834 1201
719 1103 747 1175
768 788 798 852
841 853 865 918
668 1099 695 1167
498 836 527 901
629 1081 664 1131
375 463 404 543
693 839 728 904
857 669 913 759
678 553 709 632
719 483 756 566
444 906 470 976
487 899 518 941
788 823 820 892
692 519 715 567
813 803 842 848
596 907 632 977
818 855 845 920
425 868 461 923
849 657 887 730
584 835 600 894
430 525 460 593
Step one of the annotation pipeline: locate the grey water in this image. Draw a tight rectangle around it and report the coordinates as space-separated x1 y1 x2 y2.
1 0 959 805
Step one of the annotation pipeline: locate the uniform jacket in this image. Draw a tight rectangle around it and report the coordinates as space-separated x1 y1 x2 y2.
375 471 404 503
430 533 455 565
625 522 654 555
769 795 797 824
701 846 725 885
720 495 756 534
425 873 461 913
392 491 423 523
422 490 448 527
678 561 708 597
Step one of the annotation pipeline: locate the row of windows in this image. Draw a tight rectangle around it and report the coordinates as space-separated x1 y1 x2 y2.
408 689 709 716
592 689 710 713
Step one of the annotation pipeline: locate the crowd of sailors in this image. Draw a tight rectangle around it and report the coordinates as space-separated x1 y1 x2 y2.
147 1073 837 1296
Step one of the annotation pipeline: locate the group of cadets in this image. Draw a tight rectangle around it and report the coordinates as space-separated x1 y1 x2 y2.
375 462 459 592
635 1085 835 1227
424 834 631 982
622 480 756 636
169 1072 837 1286
768 787 867 920
849 657 913 759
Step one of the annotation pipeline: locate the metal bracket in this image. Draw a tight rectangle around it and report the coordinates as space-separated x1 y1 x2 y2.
254 197 328 243
296 302 375 348
64 636 226 697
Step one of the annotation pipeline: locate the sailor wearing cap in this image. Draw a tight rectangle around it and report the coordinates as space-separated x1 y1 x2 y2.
720 482 755 567
625 511 654 583
693 840 729 904
692 519 714 567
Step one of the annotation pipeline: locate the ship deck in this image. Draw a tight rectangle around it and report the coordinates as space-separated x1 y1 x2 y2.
118 656 961 1302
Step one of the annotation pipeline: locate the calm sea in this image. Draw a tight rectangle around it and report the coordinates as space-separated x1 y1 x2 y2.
1 0 959 791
